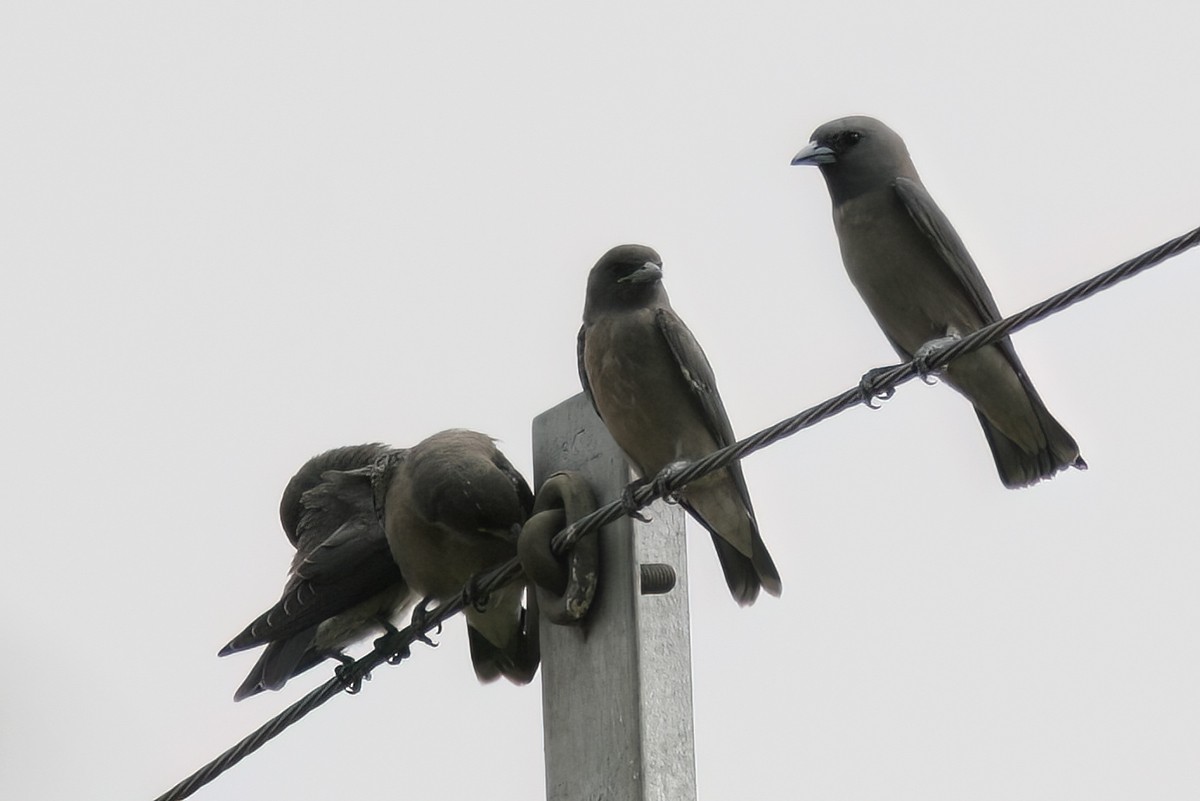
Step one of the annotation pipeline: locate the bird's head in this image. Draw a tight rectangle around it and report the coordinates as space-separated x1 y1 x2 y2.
583 244 666 315
408 430 529 538
791 116 917 203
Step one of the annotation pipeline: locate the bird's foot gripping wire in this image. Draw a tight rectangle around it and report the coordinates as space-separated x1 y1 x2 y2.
376 597 442 665
620 478 653 523
912 334 962 383
650 461 688 504
372 622 409 665
331 652 371 694
462 576 492 614
409 596 443 648
859 366 899 409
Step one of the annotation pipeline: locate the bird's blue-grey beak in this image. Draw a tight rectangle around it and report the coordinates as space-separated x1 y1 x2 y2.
791 141 836 166
618 262 664 284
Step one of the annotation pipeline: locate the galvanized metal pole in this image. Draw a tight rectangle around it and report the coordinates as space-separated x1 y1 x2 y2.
532 393 697 801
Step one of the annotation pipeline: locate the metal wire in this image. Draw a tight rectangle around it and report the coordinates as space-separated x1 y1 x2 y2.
153 223 1200 801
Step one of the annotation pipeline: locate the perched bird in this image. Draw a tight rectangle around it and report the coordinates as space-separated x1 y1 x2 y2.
578 244 782 606
792 116 1085 487
220 444 415 701
383 429 538 684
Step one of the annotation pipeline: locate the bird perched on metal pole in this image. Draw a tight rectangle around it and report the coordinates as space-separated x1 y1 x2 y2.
578 244 781 606
219 443 415 700
792 116 1085 487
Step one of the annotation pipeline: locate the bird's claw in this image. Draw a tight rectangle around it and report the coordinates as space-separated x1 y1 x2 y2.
370 607 430 665
462 576 491 614
334 659 371 694
407 595 442 650
385 645 412 666
913 358 940 384
620 479 652 523
859 366 898 409
912 335 961 383
651 461 688 504
372 624 412 664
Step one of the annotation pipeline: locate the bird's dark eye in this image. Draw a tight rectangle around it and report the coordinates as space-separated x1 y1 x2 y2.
844 131 862 146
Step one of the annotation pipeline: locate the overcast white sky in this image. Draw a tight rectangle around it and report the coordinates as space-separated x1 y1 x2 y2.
3 3 1199 800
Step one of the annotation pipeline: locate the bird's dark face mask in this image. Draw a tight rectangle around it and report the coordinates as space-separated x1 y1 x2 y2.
792 127 900 205
792 129 870 175
793 117 919 203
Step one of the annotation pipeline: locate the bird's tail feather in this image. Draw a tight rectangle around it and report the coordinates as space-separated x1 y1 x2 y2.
683 495 782 606
465 586 539 685
976 404 1085 489
705 528 782 607
467 623 538 686
232 628 319 701
750 527 783 599
708 533 761 606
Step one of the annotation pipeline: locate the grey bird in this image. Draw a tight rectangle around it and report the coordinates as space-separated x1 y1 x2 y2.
792 116 1085 488
220 444 415 700
578 244 782 605
382 429 538 684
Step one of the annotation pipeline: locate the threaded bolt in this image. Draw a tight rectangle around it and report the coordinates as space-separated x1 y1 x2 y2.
639 563 677 595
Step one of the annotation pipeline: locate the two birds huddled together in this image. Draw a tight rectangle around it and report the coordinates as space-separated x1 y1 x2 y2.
222 116 1085 699
220 432 537 700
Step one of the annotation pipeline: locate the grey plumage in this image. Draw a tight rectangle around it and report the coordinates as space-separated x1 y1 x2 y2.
382 429 538 684
220 444 415 701
578 244 781 606
792 116 1085 488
